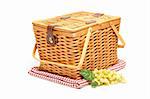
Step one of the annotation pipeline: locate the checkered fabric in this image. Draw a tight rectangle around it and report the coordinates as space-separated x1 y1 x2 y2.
28 59 126 89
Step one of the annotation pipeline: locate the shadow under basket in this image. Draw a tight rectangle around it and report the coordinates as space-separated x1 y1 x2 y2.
32 11 126 79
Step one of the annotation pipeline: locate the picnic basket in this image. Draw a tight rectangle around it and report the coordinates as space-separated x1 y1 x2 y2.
32 11 125 79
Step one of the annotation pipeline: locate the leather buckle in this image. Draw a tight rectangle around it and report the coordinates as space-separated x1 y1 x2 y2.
47 25 58 46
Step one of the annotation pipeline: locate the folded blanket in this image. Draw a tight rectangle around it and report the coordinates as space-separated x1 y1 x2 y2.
28 59 126 89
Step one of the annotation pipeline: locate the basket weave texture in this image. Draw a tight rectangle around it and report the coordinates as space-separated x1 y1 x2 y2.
32 12 125 79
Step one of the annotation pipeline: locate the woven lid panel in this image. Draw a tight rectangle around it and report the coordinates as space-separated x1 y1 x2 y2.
33 12 120 32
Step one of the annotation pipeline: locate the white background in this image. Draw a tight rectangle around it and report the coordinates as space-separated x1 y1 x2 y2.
0 0 150 99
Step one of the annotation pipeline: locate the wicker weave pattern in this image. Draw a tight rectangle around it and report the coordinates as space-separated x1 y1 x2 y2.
83 25 119 70
32 12 123 79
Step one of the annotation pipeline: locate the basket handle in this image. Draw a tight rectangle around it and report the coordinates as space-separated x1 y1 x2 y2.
32 27 93 69
110 22 126 48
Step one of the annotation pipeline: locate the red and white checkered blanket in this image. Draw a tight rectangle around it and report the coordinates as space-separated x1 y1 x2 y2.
28 59 126 89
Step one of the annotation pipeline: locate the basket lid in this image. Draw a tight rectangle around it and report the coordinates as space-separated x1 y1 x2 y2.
32 11 120 32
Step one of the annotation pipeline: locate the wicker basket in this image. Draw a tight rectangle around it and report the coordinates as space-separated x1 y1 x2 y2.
32 11 125 79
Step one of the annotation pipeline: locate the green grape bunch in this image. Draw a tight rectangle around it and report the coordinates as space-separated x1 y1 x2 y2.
80 69 126 88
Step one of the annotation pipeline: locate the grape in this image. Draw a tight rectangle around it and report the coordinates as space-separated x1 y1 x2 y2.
93 78 101 85
91 69 125 87
100 78 110 85
110 81 118 84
